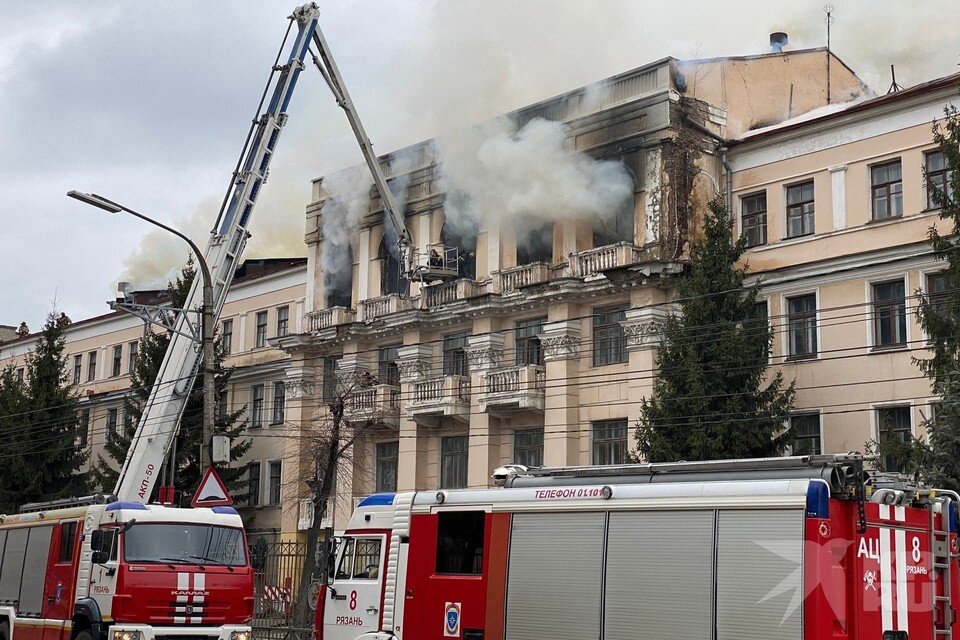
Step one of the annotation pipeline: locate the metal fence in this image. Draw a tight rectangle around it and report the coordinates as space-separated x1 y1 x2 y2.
249 535 308 637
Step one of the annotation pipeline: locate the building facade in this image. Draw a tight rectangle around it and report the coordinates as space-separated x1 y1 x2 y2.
0 258 306 536
277 47 872 533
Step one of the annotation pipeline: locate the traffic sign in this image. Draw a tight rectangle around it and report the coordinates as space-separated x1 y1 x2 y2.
191 466 233 507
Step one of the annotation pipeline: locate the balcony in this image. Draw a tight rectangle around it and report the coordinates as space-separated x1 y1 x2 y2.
358 294 412 321
478 365 545 414
306 307 355 331
406 375 471 423
570 242 644 277
493 263 551 293
345 384 400 427
423 279 482 308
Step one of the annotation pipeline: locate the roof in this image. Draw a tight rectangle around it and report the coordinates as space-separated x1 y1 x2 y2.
730 71 960 146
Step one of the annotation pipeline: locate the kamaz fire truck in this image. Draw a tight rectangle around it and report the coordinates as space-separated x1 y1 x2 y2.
0 5 367 640
314 455 960 640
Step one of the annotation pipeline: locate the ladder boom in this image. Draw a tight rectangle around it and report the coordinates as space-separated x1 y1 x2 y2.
114 3 322 502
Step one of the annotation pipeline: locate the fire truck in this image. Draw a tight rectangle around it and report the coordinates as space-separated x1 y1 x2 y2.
314 455 960 640
0 4 368 640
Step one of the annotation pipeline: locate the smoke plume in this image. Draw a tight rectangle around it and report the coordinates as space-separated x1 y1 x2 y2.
319 165 372 301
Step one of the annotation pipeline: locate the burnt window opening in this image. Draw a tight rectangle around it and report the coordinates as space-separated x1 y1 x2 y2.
379 236 409 296
326 243 354 309
517 221 553 265
440 218 478 279
435 511 485 575
592 202 635 248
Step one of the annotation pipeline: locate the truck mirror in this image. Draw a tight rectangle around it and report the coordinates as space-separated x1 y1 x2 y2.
90 530 103 551
91 550 109 564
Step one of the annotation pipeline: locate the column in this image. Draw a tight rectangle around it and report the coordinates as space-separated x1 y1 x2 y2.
466 326 503 487
540 320 582 467
620 304 674 452
643 146 663 244
357 227 371 301
396 342 432 490
278 355 317 541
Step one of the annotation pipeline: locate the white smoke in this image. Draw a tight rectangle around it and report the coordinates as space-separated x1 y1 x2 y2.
436 116 634 242
319 165 372 299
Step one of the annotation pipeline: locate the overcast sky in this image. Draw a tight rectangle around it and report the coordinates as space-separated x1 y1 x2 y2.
2 0 958 330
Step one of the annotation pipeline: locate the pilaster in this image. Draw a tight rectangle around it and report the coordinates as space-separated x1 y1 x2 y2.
541 320 582 467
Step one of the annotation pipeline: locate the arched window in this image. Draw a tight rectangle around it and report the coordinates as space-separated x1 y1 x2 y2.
440 217 478 279
380 236 409 296
325 244 354 308
517 221 553 265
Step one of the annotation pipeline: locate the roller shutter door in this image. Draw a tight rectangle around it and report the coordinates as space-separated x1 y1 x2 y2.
19 525 53 616
0 528 27 601
505 512 605 640
605 510 714 640
716 509 804 640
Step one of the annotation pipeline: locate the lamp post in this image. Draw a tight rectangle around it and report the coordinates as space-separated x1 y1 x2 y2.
67 190 216 470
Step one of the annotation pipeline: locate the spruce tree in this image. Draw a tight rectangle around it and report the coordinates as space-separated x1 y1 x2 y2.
91 260 251 504
0 365 31 512
883 106 960 488
635 200 796 462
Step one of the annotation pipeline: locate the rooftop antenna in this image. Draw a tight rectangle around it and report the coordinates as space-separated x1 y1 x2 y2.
824 4 834 104
887 64 903 94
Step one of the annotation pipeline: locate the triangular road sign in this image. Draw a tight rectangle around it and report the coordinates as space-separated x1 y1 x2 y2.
191 466 233 508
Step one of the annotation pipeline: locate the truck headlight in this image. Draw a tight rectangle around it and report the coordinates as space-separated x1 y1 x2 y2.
231 632 250 640
113 632 141 640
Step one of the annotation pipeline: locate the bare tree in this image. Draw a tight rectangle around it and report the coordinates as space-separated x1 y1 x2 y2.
290 369 389 633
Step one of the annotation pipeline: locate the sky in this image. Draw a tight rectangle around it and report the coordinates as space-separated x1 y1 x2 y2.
2 0 958 330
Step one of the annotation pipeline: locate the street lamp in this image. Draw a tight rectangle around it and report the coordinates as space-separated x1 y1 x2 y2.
67 190 216 469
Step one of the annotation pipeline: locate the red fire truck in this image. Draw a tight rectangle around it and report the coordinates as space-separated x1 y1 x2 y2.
314 454 960 640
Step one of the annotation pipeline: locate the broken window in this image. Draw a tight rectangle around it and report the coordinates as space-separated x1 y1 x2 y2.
440 217 478 279
517 221 553 265
379 236 409 296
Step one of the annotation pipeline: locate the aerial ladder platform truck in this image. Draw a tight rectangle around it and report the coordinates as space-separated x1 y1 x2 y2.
0 4 403 640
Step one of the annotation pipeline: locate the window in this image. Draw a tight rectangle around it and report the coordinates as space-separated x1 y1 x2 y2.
251 385 265 428
111 345 123 377
443 333 469 377
15 368 23 382
791 413 821 455
873 280 907 347
87 351 97 382
73 355 82 385
217 388 229 421
786 181 815 238
336 537 385 580
750 299 769 337
593 306 627 366
127 341 138 374
517 222 553 265
106 408 119 436
787 294 817 358
440 435 468 489
378 345 400 387
515 318 546 366
58 521 78 564
276 306 289 337
322 355 339 402
877 406 912 471
380 237 410 296
247 461 261 507
435 511 485 574
592 203 634 248
268 461 282 505
375 441 399 492
221 319 233 355
255 311 268 348
871 160 903 220
514 428 544 468
741 192 768 247
593 419 627 465
441 219 479 279
927 150 956 209
927 272 950 321
272 382 285 424
79 409 90 447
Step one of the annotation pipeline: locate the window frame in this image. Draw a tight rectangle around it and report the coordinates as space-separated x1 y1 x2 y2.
592 419 628 466
740 191 768 248
127 341 138 374
378 344 400 387
106 408 119 436
221 319 233 355
785 292 818 359
926 149 956 210
276 305 289 337
870 159 904 221
375 441 399 493
87 351 98 382
874 404 913 471
515 317 546 367
251 384 265 428
870 278 908 349
789 412 822 456
440 435 469 489
592 305 627 367
267 460 282 506
111 345 123 378
73 355 82 385
785 180 815 239
271 381 285 425
442 333 469 377
79 409 90 448
255 311 268 348
247 461 262 507
513 428 544 468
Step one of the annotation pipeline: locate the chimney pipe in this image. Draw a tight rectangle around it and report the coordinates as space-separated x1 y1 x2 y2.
770 32 789 53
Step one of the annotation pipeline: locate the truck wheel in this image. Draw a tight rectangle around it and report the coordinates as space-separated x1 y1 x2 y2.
74 630 93 640
0 621 9 640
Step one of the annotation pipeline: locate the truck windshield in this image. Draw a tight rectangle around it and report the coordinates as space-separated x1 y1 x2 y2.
124 523 247 567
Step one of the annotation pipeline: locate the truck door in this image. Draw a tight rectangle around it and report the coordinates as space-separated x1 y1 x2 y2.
323 534 386 640
42 521 81 640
